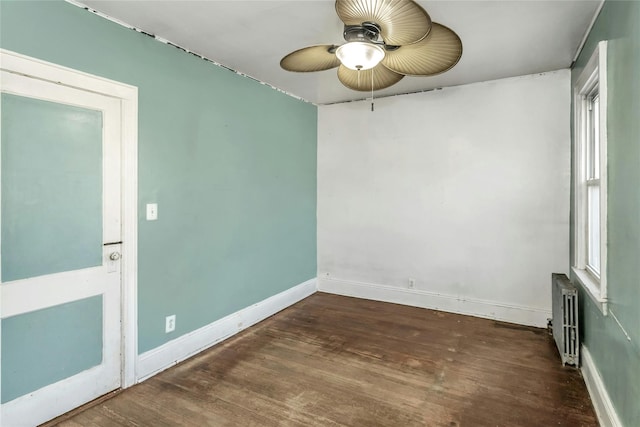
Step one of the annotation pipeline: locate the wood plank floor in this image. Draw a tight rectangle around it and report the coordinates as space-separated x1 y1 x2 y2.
54 293 597 426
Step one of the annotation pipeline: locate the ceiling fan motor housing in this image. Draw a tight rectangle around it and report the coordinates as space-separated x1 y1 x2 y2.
343 22 383 44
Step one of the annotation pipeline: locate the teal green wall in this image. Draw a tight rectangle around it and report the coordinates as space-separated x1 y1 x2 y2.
0 1 317 354
571 1 640 425
1 296 103 403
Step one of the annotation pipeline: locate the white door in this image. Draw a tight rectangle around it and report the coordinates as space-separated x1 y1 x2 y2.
1 66 123 426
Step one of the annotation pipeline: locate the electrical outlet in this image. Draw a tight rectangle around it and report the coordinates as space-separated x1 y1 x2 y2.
408 278 415 289
165 315 176 333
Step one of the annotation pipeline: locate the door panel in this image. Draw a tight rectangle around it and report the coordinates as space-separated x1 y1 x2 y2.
1 295 103 403
1 67 123 425
1 93 103 282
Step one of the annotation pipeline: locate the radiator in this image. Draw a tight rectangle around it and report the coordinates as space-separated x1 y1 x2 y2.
551 273 579 366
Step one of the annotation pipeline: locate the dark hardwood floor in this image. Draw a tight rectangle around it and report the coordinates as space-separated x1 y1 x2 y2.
54 293 598 426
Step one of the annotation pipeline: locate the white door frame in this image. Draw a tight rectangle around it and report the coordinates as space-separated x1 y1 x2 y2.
0 49 139 404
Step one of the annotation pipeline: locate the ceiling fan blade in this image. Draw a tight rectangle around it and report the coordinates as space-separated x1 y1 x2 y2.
337 64 404 91
335 0 432 46
280 45 341 72
382 23 462 76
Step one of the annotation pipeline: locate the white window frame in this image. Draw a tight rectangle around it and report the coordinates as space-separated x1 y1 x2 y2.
573 41 608 314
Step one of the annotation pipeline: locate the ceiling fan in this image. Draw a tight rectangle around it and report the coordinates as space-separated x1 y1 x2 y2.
280 0 463 92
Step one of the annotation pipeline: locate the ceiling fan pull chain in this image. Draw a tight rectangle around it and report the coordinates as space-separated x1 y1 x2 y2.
371 68 375 112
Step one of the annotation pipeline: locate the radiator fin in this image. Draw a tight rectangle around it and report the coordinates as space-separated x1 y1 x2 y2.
551 273 579 366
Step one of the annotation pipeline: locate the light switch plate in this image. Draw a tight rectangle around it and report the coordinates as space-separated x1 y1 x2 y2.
146 203 158 221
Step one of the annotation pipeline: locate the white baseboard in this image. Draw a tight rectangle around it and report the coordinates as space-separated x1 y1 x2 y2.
318 277 550 327
137 278 317 382
581 344 623 427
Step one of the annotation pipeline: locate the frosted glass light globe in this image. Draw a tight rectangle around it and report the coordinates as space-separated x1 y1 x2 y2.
336 42 385 71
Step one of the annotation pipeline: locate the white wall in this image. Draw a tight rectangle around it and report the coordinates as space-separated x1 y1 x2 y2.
317 70 571 327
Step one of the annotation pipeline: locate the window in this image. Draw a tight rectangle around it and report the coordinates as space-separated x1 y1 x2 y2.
573 41 607 314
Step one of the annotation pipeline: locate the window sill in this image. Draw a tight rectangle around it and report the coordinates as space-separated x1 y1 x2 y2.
572 267 608 315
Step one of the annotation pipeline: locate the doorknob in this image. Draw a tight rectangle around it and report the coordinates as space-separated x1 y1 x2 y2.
109 252 121 261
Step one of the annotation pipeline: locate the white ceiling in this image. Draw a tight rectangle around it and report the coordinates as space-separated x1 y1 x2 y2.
77 0 602 105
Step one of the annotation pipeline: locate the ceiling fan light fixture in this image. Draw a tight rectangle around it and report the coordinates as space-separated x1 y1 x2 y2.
279 0 462 92
335 42 385 71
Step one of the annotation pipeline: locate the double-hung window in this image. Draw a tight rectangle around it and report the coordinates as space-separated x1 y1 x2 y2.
573 41 608 313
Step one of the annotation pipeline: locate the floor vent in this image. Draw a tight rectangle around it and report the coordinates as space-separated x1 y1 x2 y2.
551 273 579 366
